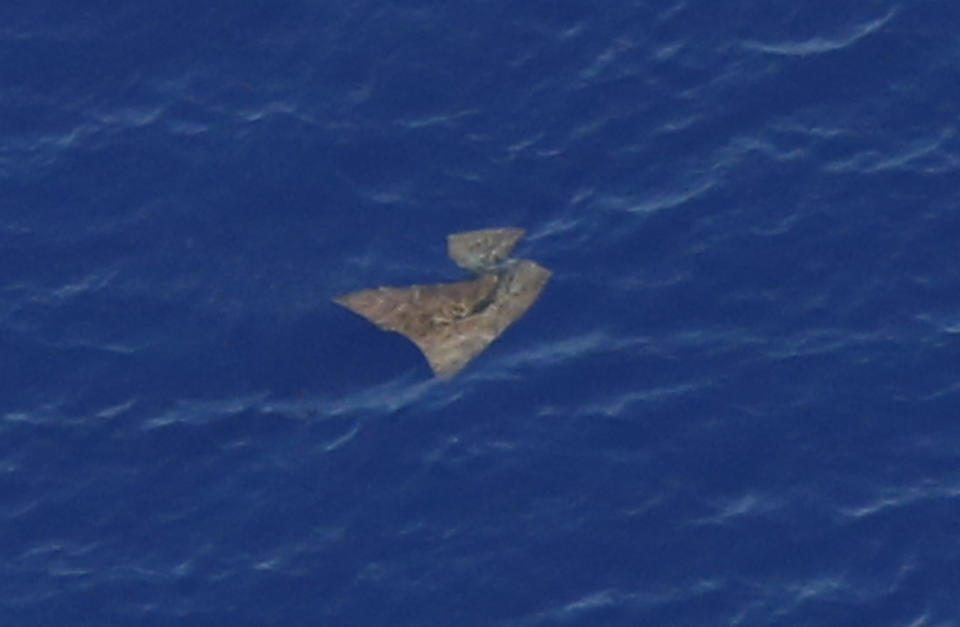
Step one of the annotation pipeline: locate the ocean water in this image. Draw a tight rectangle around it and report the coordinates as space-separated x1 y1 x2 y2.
3 1 960 625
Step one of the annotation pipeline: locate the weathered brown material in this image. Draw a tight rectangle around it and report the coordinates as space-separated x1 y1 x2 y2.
334 228 550 378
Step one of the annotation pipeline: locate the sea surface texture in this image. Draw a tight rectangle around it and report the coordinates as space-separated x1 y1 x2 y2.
2 2 959 625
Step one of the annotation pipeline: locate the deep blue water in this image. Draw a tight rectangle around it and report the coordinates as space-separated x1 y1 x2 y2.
3 2 960 625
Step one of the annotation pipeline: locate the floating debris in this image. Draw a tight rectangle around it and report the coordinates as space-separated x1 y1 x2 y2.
334 228 551 378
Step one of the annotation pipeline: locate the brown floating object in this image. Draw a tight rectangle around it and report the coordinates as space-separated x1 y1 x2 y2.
334 227 551 378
